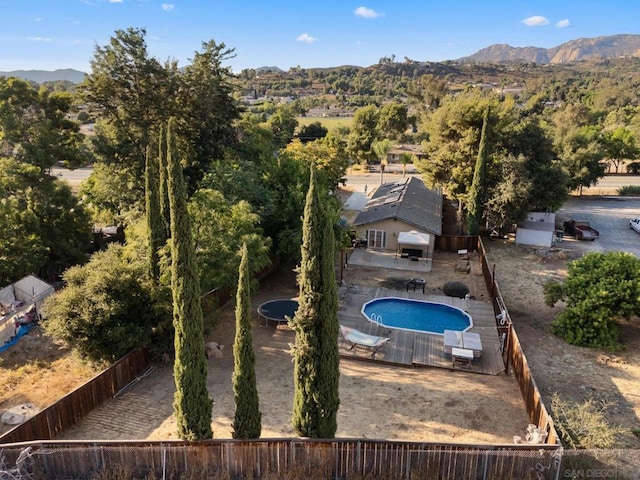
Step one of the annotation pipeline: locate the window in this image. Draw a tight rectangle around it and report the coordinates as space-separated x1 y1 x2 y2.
366 229 386 249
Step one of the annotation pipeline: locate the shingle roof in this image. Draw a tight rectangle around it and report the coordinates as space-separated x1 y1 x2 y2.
352 177 443 235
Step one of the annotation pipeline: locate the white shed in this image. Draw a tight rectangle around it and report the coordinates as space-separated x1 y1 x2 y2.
515 212 557 248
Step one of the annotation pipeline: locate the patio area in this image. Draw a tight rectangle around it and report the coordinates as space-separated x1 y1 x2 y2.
337 285 505 375
347 248 432 272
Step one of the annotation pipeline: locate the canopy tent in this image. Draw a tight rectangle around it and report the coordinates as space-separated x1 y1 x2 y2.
397 230 430 246
1 275 54 348
396 230 431 260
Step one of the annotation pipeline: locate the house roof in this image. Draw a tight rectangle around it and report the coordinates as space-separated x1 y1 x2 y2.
352 177 443 235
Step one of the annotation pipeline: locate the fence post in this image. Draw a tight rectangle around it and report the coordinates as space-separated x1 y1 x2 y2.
504 323 512 375
482 449 491 480
491 263 496 300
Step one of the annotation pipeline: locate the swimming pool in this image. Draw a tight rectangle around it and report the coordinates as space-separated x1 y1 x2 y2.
361 297 472 335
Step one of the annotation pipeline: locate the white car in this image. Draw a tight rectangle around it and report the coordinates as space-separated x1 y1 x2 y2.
630 218 640 233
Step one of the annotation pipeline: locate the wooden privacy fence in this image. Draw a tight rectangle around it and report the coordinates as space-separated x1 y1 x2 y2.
476 238 559 445
0 439 562 479
435 234 478 253
0 261 280 445
0 349 151 444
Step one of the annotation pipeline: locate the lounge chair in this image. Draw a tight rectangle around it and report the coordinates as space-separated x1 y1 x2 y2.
339 325 391 357
443 329 483 358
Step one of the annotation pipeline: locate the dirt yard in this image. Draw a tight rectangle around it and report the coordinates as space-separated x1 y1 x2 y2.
0 331 100 436
483 240 640 448
52 255 531 444
2 218 639 447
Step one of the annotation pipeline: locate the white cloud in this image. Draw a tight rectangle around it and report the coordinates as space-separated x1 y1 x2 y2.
108 0 123 3
556 19 571 28
354 6 381 19
27 36 52 42
296 33 317 44
162 3 174 11
522 15 550 27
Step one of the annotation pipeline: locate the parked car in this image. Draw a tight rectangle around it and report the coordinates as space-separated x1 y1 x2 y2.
563 217 600 240
630 218 640 233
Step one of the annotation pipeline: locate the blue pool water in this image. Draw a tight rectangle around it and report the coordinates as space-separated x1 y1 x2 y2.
361 297 472 334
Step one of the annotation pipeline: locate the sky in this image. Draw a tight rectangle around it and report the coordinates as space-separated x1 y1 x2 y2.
0 0 638 73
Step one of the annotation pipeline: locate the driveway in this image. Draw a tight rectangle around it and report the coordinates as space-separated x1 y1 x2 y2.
556 197 640 257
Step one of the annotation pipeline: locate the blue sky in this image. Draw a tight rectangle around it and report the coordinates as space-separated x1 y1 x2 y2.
0 0 638 73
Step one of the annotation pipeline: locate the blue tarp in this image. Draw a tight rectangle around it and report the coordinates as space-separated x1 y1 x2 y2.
0 323 35 353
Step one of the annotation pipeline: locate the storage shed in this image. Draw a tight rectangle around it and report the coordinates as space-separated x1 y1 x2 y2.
515 212 556 248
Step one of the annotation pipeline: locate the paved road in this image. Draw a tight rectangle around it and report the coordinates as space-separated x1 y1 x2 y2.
557 197 640 256
51 165 640 254
50 166 93 189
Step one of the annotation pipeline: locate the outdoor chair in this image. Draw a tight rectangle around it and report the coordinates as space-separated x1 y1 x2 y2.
339 325 391 357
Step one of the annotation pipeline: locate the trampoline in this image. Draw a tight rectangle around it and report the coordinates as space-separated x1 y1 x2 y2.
257 299 299 326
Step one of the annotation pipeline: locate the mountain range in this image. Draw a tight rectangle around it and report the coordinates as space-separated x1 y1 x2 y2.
0 68 86 84
459 33 640 64
2 34 640 84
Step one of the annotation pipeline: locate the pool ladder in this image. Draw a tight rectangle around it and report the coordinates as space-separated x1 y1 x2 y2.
370 313 382 325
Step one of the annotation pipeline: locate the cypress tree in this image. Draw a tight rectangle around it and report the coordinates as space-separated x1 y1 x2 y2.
291 168 340 438
467 106 490 236
166 117 213 440
145 144 163 282
158 123 171 240
231 243 262 439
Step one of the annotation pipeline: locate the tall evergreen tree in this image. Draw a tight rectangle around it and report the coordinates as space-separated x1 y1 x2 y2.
145 144 163 282
231 243 262 439
158 123 171 240
167 117 213 440
291 169 340 438
467 106 490 235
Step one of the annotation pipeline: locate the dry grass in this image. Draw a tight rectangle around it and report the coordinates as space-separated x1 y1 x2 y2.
0 329 100 435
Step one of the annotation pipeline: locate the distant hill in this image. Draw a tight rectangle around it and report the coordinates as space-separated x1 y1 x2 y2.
255 66 284 74
459 34 640 64
0 68 87 84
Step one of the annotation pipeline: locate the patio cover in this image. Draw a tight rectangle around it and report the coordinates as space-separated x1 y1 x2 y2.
397 230 430 246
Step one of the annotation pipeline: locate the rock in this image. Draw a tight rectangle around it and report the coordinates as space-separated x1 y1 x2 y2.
205 342 225 359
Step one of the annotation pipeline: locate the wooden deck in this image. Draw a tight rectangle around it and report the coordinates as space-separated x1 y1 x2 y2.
338 286 505 375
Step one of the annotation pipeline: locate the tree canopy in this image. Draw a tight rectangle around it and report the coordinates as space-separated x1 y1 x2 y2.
81 28 242 213
42 244 159 363
544 251 640 349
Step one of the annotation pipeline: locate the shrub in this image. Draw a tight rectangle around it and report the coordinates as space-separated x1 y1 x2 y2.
442 281 470 298
546 251 640 348
617 185 640 196
551 393 627 449
42 244 167 363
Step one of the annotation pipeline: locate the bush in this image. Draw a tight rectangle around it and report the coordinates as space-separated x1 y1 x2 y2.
442 281 470 298
42 244 168 363
551 393 627 448
546 251 640 348
551 307 620 349
617 185 640 196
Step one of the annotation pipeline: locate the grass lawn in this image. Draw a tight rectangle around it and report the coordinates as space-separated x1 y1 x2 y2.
296 116 352 132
